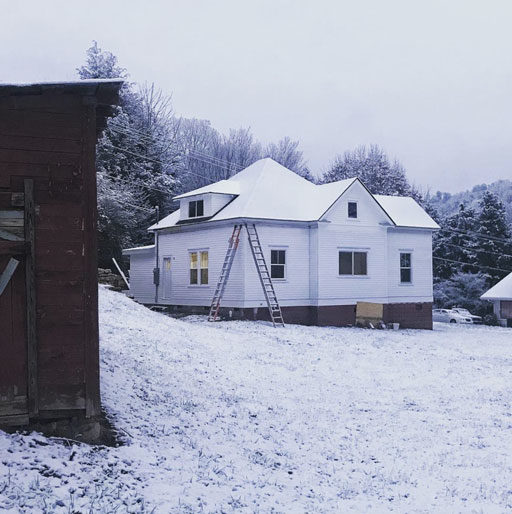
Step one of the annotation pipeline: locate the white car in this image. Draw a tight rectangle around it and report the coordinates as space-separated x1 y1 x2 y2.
450 308 483 324
432 308 473 324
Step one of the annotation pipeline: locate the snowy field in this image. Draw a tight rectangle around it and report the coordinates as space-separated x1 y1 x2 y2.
1 287 512 513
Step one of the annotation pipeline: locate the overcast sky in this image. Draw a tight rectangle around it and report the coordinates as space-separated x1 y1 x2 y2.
2 0 511 192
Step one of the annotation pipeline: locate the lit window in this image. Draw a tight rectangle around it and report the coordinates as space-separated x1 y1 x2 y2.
200 251 209 284
348 202 358 219
190 252 198 284
400 252 412 283
188 200 204 218
339 251 367 275
270 250 286 279
190 250 208 284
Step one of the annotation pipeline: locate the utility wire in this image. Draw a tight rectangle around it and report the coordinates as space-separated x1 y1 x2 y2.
437 226 512 245
108 122 243 172
433 256 511 274
440 242 512 261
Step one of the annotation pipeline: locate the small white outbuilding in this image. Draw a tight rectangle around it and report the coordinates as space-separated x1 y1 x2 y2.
481 272 512 327
124 158 439 328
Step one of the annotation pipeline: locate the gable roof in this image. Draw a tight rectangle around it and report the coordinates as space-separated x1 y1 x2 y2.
481 272 512 300
150 158 439 231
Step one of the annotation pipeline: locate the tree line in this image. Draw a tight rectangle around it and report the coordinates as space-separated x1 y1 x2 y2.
80 42 512 318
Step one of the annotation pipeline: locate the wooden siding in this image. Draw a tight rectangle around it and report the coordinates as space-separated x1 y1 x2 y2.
161 224 244 306
127 250 156 304
0 84 120 426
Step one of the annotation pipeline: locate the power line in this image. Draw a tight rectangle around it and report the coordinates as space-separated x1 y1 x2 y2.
433 256 511 274
438 226 512 245
440 242 512 261
108 122 243 173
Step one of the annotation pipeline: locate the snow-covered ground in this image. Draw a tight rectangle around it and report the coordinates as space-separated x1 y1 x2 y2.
1 287 512 513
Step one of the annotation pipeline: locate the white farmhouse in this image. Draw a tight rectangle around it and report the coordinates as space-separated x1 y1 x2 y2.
481 272 512 327
124 158 439 328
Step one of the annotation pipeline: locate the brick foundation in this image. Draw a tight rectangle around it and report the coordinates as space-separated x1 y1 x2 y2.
244 302 433 329
155 302 433 330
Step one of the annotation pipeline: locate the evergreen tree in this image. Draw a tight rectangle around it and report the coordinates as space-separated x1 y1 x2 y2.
78 42 179 266
433 271 491 316
433 203 479 280
475 191 512 285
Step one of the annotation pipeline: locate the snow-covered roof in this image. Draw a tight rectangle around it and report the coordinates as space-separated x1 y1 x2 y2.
481 272 512 300
150 158 439 231
174 180 240 199
374 195 440 229
123 244 155 255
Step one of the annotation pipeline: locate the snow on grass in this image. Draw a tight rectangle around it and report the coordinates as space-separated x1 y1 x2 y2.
1 286 512 512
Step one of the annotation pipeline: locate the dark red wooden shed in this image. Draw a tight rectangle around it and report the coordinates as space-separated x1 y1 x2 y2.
0 80 122 434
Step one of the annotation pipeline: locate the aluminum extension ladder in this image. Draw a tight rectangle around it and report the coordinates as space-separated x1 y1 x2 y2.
208 223 285 327
208 224 242 322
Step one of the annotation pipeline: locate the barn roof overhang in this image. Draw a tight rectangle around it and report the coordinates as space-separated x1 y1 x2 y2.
0 79 124 138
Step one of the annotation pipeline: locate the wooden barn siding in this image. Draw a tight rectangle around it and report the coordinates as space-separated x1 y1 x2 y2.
0 92 97 416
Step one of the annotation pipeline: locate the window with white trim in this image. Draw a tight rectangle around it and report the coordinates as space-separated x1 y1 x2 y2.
400 252 412 283
339 251 367 276
188 200 204 218
270 249 286 279
189 250 209 284
348 201 358 219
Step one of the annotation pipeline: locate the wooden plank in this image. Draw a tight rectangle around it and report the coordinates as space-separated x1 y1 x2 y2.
0 210 24 219
0 228 23 242
0 93 82 112
11 193 24 207
24 179 38 418
82 99 101 418
0 241 28 255
0 148 81 167
0 414 29 426
0 134 82 154
0 258 20 296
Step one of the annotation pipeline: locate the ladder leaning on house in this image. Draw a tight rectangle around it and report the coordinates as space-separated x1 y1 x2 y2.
208 223 285 327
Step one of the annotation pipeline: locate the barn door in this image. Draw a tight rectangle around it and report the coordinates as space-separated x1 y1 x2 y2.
0 180 36 426
0 253 28 424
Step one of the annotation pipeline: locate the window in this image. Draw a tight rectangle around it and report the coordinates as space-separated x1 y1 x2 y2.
190 250 209 285
200 251 208 284
348 201 358 219
270 249 286 279
190 252 198 284
188 200 204 218
339 251 367 276
400 252 412 283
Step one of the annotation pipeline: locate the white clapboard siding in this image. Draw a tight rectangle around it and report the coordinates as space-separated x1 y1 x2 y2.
242 223 311 307
178 193 235 222
317 180 391 305
126 249 156 304
156 224 245 307
386 228 433 302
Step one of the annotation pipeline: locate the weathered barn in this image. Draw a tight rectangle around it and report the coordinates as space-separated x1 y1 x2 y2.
0 80 122 435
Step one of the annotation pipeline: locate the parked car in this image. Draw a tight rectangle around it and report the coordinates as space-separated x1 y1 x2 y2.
432 308 473 324
450 308 483 324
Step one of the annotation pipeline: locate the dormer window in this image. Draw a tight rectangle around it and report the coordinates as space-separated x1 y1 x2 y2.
348 202 358 219
188 200 204 218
